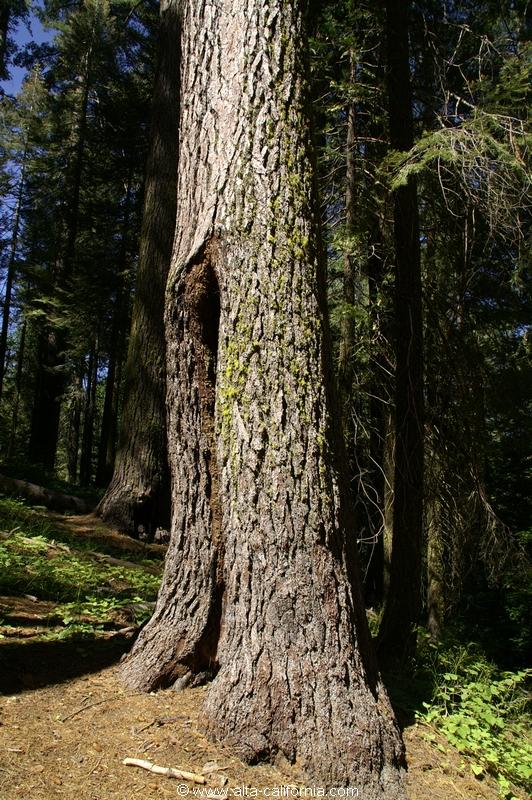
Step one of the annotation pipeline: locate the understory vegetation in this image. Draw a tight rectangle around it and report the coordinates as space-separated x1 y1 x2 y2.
0 495 161 641
0 492 530 798
409 633 531 799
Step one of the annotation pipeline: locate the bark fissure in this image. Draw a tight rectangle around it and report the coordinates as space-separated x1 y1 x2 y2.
183 244 224 670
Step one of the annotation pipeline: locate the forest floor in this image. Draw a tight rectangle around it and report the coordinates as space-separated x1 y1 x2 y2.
0 505 512 800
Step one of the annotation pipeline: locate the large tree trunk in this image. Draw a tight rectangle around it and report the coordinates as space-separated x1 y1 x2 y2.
377 0 424 666
97 0 180 534
122 1 405 795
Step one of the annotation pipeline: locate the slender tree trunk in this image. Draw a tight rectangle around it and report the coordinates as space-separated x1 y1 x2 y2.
338 57 359 424
97 0 180 534
339 61 386 607
426 493 445 639
0 7 9 79
96 308 124 487
382 405 395 596
7 319 26 459
122 2 406 795
66 370 83 484
377 0 424 665
80 339 98 486
362 225 388 607
0 152 26 404
107 343 123 480
96 180 132 488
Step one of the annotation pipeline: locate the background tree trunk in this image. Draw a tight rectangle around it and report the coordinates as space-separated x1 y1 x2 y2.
362 225 388 607
66 369 83 484
79 338 98 486
96 0 180 534
122 1 406 795
96 181 132 488
0 150 26 405
28 329 64 469
96 304 125 487
7 319 26 459
377 0 424 666
338 57 359 442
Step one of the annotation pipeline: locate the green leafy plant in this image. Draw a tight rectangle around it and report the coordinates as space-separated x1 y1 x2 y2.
46 622 104 641
59 595 154 626
416 632 532 799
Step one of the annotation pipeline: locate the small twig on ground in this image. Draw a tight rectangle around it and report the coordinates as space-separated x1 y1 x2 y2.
122 758 206 784
62 694 133 722
136 720 156 734
87 756 103 776
136 715 183 734
62 700 110 722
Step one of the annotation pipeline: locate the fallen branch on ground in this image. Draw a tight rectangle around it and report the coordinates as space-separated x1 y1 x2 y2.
122 758 206 784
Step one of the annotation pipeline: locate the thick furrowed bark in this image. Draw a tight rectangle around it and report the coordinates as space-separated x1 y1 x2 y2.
122 1 406 795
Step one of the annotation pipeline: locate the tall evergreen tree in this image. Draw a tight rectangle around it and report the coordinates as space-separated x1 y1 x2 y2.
121 1 406 795
28 0 117 467
0 0 29 81
400 0 530 634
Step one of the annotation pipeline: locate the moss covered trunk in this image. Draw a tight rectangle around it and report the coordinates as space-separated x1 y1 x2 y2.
121 1 406 794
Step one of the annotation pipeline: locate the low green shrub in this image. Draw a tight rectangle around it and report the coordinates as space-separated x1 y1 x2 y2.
416 631 531 799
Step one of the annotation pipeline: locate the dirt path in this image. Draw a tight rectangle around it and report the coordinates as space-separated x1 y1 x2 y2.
44 512 167 559
0 663 502 800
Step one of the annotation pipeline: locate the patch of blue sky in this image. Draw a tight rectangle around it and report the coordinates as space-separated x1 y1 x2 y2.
2 11 53 96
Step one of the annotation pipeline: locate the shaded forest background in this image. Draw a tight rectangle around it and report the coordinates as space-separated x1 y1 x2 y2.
0 0 530 795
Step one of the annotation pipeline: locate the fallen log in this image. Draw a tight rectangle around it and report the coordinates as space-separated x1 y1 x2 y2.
0 473 93 514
